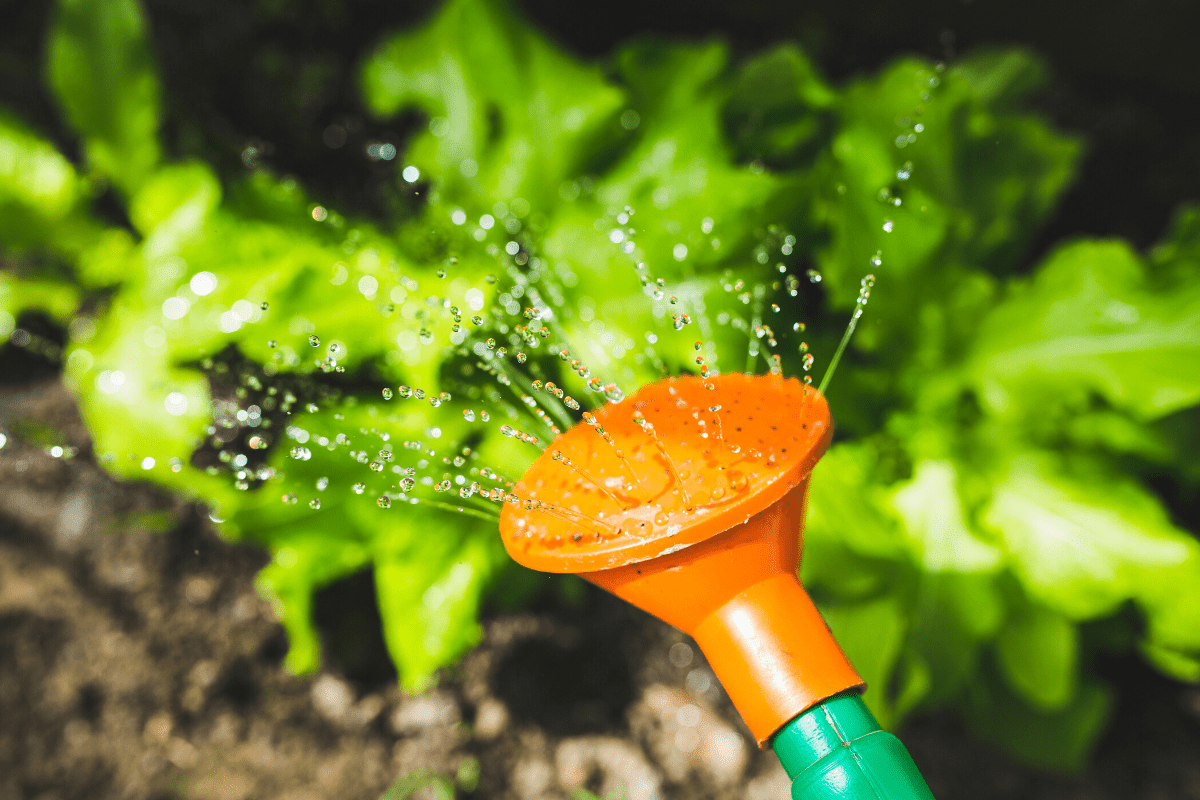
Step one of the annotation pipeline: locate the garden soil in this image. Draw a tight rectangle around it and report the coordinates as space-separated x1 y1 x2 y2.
3 376 1200 800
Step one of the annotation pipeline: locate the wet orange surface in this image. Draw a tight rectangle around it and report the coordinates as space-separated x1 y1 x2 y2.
499 373 859 743
498 372 834 573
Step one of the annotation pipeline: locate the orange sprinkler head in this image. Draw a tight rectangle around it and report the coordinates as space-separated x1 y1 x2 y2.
498 373 864 746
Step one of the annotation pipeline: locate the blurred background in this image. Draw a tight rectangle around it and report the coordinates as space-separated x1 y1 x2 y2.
2 1 1199 799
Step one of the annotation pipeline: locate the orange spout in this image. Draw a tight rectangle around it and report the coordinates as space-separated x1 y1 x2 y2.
498 373 863 745
583 481 862 744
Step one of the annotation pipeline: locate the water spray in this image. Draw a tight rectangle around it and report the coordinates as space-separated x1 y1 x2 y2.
499 372 936 799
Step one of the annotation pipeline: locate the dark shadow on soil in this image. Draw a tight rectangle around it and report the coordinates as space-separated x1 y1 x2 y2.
493 587 639 737
314 569 398 690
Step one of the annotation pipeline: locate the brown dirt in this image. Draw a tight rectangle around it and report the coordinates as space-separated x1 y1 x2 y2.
3 377 1200 800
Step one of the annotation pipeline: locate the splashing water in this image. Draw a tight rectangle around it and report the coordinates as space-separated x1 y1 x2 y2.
145 189 877 539
632 408 692 510
818 273 876 395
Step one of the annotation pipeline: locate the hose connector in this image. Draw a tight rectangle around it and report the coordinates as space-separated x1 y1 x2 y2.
772 691 936 799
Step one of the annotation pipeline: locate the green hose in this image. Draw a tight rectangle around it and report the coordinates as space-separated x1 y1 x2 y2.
771 691 936 799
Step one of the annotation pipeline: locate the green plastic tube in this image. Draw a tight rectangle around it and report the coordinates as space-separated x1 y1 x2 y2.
771 691 936 799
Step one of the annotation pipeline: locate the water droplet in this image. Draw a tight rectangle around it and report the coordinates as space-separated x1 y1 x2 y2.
806 269 822 284
267 339 278 348
352 482 366 494
382 388 393 400
308 334 320 347
260 301 270 310
316 477 329 491
377 495 392 508
282 493 298 505
379 449 394 462
398 385 413 399
471 315 484 325
369 461 384 472
463 409 476 422
882 219 894 233
399 477 415 492
419 329 434 345
289 446 311 461
309 498 321 509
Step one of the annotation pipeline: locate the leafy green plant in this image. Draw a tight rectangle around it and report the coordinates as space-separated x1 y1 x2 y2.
2 0 1197 771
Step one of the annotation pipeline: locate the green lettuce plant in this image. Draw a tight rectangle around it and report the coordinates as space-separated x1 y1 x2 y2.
1 0 1197 770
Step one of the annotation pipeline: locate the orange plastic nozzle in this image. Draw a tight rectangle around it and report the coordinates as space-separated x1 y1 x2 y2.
498 373 863 745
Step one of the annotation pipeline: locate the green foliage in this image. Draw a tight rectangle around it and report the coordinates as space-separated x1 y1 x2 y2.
0 113 80 241
48 0 161 195
2 0 1198 771
378 771 456 800
788 50 1200 767
361 0 625 212
971 239 1200 420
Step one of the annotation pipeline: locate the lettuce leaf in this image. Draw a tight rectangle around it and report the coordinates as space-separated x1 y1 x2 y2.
47 0 161 194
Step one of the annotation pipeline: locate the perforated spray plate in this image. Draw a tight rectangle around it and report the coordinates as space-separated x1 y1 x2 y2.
498 373 833 572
